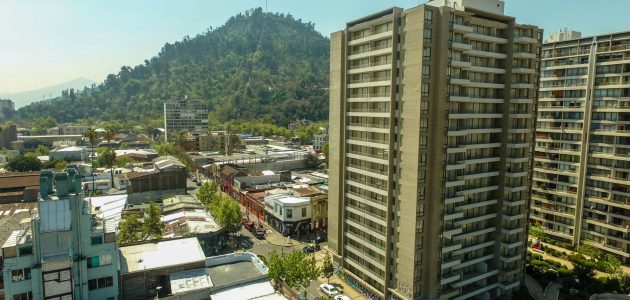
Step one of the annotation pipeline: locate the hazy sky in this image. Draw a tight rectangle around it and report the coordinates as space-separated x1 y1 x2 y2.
1 0 629 93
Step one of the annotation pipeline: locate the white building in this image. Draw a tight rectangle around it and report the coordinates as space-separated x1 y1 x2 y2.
545 28 582 43
263 194 311 236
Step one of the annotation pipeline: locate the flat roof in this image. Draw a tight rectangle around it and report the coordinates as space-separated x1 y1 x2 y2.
170 268 213 295
52 146 86 152
210 281 280 300
265 194 310 205
119 237 205 273
207 261 262 287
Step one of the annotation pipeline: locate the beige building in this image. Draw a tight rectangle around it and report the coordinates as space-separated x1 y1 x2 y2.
328 1 542 299
533 30 630 263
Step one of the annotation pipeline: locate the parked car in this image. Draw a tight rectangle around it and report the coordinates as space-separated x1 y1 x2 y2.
253 229 266 239
303 243 321 253
196 181 202 186
243 221 255 231
319 284 339 297
312 233 327 243
334 295 350 300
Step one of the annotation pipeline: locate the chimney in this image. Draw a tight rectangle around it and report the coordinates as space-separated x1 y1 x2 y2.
40 170 54 197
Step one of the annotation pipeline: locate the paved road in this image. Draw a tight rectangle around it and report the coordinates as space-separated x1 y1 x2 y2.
524 275 544 300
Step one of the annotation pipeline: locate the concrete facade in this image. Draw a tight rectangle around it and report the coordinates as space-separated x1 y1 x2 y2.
1 168 119 300
163 99 209 141
533 30 630 263
328 2 542 299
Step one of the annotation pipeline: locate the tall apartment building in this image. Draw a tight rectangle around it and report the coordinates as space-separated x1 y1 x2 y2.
0 99 15 120
1 168 119 299
328 1 542 299
163 98 209 141
533 30 630 263
545 28 582 43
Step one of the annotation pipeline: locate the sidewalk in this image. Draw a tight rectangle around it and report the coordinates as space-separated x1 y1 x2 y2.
313 248 366 300
240 206 303 248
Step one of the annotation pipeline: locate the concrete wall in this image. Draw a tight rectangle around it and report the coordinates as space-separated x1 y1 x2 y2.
327 30 345 258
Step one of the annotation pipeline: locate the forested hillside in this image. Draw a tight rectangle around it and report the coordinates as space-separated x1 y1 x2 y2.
18 8 329 126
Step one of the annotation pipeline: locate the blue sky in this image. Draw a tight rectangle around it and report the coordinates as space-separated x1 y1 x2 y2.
1 0 629 93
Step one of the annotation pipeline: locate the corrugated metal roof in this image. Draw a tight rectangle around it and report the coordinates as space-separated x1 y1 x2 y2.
39 200 71 233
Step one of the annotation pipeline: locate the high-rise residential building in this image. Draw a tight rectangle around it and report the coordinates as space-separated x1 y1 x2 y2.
0 99 15 120
545 28 582 43
328 1 542 299
534 31 630 263
1 167 119 299
163 98 209 141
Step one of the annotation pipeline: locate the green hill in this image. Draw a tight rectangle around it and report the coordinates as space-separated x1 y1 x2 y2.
17 8 329 126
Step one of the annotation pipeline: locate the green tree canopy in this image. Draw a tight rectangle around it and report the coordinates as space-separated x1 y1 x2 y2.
263 250 320 295
143 202 164 240
7 153 42 172
117 214 144 245
213 197 242 234
321 251 334 284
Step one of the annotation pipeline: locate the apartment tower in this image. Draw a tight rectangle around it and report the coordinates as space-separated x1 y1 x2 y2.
533 30 630 263
328 1 542 299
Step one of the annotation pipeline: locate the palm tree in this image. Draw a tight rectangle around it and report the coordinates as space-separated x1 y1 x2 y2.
84 127 98 159
103 127 116 145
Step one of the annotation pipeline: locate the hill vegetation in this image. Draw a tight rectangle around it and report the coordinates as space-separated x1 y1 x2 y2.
17 8 329 126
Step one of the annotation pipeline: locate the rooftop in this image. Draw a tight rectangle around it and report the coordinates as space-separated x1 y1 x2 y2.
265 194 310 205
51 146 86 152
119 237 205 274
0 172 40 189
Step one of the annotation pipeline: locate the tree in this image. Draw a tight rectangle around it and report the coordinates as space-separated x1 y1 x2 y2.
602 254 621 277
98 148 116 186
321 251 334 284
322 141 329 165
196 181 219 206
154 143 176 156
117 214 144 245
84 127 98 158
29 116 57 135
529 222 545 242
570 254 596 282
305 153 319 169
213 197 242 235
34 145 50 156
103 127 116 144
263 250 320 296
7 153 42 172
116 156 132 168
143 202 164 240
578 242 602 260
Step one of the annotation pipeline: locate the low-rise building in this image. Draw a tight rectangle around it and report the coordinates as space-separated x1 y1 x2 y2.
46 125 89 136
16 135 82 152
312 133 328 151
49 146 88 162
119 237 207 299
263 194 311 237
291 186 327 231
198 131 242 153
0 172 39 203
1 168 119 300
125 156 187 204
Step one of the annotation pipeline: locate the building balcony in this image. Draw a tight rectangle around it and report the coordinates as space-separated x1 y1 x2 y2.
450 59 472 68
348 29 393 46
466 49 507 59
452 23 473 33
512 67 536 74
441 257 462 270
513 36 538 44
440 271 461 285
513 52 537 59
452 269 499 288
451 41 473 51
348 60 391 74
466 32 507 44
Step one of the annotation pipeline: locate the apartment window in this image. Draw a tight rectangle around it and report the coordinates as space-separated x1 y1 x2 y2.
87 254 113 269
422 65 430 79
88 276 114 291
418 186 425 198
302 207 307 217
91 236 103 245
423 47 431 61
420 136 427 148
421 83 430 97
287 209 293 218
424 10 433 25
11 268 31 282
12 292 33 300
423 29 432 43
420 119 428 129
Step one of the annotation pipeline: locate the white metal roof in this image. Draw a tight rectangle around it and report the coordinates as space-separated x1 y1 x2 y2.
90 194 127 225
119 237 205 273
39 199 71 233
210 281 281 300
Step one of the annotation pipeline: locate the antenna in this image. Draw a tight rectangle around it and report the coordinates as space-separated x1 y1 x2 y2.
265 0 268 12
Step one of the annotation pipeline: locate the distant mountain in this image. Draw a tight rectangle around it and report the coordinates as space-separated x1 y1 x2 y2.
17 8 329 126
1 77 96 109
